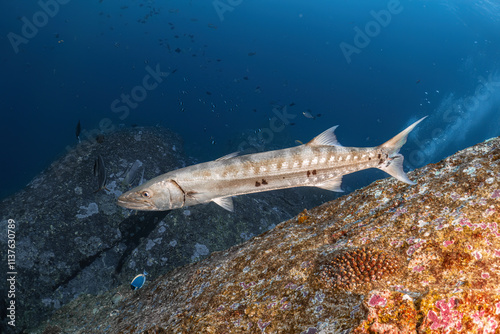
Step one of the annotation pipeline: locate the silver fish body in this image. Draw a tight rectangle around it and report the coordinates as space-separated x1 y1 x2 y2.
117 117 426 211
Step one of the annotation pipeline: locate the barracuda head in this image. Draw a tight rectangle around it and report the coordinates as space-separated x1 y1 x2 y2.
117 178 184 211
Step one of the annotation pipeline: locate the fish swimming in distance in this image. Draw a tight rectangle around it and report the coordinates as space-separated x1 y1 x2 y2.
117 117 426 212
122 160 143 187
303 110 315 119
76 120 81 143
94 155 108 192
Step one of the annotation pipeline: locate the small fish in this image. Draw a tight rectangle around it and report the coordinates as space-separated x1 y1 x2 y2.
303 110 315 119
117 117 427 212
122 160 143 187
76 120 81 143
130 271 148 290
138 168 146 186
93 155 107 192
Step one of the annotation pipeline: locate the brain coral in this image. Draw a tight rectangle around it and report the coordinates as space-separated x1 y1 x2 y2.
318 247 401 291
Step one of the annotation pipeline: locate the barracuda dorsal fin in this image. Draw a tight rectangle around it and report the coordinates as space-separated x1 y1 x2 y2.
316 176 344 192
307 125 343 147
215 152 240 161
212 197 234 211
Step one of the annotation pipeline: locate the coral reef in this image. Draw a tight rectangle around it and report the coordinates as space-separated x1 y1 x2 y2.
318 247 402 291
31 135 500 333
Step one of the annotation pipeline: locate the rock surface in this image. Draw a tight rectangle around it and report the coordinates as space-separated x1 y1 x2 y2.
0 127 333 333
32 136 500 333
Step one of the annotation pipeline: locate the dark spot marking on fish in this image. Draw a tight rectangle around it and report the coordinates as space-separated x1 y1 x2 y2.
255 181 261 187
186 191 197 197
261 179 268 185
377 153 381 159
379 159 384 165
307 171 311 177
369 157 372 160
312 170 317 175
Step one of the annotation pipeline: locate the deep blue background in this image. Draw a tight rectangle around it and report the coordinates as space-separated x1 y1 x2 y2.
1 0 499 199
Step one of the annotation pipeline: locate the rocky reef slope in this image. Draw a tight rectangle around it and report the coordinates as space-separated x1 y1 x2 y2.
34 136 500 333
0 127 332 333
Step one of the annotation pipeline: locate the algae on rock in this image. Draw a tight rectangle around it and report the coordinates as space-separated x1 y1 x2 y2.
34 136 500 333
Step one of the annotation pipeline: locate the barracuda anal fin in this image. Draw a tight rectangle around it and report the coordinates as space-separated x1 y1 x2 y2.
316 176 344 192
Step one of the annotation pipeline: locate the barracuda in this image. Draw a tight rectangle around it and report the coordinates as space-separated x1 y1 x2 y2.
117 117 426 211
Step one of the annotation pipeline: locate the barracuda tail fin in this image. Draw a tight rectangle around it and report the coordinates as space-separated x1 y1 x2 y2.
380 117 427 157
377 116 427 185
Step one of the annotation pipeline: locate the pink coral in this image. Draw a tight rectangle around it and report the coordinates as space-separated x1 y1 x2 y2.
472 310 498 333
426 297 463 331
368 294 387 307
491 189 500 199
413 265 425 272
443 240 454 247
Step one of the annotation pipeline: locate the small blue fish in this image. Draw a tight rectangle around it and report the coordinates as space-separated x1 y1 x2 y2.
130 271 148 290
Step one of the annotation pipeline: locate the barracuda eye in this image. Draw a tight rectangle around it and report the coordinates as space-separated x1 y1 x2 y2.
141 191 151 198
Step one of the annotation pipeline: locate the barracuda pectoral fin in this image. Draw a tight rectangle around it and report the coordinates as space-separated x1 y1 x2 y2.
315 176 344 192
378 154 415 185
212 197 234 212
307 125 343 147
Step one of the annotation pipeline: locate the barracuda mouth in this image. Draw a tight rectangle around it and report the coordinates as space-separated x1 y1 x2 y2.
117 195 154 210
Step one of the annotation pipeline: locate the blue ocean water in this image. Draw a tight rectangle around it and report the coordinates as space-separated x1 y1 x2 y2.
1 0 499 200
